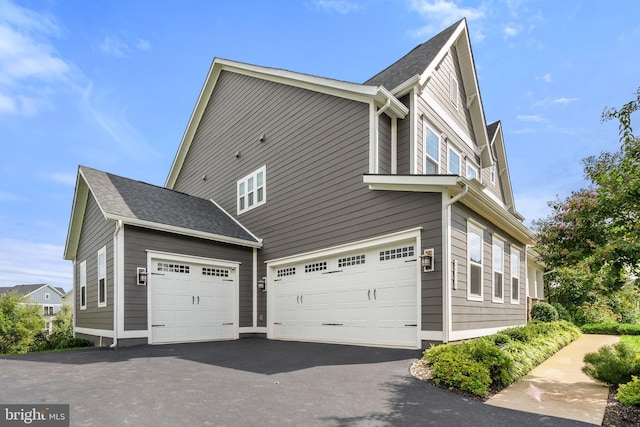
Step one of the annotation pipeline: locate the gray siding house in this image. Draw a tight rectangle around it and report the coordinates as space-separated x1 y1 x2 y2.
64 19 543 349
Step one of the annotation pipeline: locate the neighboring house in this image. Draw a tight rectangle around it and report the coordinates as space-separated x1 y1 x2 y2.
62 289 74 311
64 18 544 349
0 284 65 332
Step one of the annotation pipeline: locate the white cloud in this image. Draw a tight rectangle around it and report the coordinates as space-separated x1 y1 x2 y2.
99 36 131 57
410 0 485 38
313 0 359 14
552 97 578 105
0 238 71 290
536 73 552 83
504 25 518 37
46 172 77 186
136 38 151 50
0 190 23 201
0 0 69 115
517 114 545 122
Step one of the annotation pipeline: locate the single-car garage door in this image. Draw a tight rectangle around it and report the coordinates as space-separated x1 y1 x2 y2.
149 255 238 344
269 239 418 348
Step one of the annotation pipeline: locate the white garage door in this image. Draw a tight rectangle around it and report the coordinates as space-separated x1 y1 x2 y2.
270 240 418 348
149 256 237 344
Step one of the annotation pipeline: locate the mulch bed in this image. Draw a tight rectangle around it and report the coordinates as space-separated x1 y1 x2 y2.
602 386 640 427
411 361 640 426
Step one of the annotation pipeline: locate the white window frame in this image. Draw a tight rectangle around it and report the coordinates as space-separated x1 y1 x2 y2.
44 292 50 300
448 144 461 176
43 305 54 316
490 164 496 184
423 122 440 174
467 220 484 301
237 165 266 214
510 246 521 304
492 235 505 303
449 73 459 110
98 246 107 308
80 260 87 310
467 162 479 181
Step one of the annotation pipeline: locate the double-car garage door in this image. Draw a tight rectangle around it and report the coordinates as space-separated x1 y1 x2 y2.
269 239 419 348
149 255 238 344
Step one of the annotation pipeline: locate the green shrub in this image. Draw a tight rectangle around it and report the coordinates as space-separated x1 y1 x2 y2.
619 324 640 336
531 302 559 322
617 376 640 406
551 302 573 322
501 326 534 343
582 342 640 385
581 323 620 335
575 301 621 325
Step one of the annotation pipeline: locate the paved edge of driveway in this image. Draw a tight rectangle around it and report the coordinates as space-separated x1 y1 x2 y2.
486 334 620 425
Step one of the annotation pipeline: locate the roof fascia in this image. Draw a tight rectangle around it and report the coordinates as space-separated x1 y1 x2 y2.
166 58 385 189
208 199 263 244
491 123 517 217
363 174 459 192
109 214 263 249
63 171 92 260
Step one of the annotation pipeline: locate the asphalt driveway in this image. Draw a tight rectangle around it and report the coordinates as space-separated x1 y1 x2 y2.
0 339 593 426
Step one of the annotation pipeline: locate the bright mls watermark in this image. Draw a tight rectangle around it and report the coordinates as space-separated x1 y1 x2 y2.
0 405 68 426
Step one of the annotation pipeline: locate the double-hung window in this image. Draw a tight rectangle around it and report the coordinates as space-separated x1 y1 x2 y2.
467 221 484 301
467 163 478 180
80 260 86 310
238 166 266 214
424 124 440 174
98 246 107 307
492 236 504 303
448 145 461 176
511 247 520 303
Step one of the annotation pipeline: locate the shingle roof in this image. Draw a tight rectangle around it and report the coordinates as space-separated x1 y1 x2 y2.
0 284 64 297
487 121 501 141
364 19 462 90
80 166 259 243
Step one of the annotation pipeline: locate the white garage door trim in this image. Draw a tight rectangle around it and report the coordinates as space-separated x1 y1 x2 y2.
146 250 240 344
266 228 422 349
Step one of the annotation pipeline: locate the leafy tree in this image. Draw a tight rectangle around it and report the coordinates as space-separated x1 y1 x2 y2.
534 88 640 315
0 292 44 354
52 303 73 337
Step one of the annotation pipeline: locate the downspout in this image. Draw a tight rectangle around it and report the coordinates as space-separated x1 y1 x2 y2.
442 182 469 343
109 220 123 349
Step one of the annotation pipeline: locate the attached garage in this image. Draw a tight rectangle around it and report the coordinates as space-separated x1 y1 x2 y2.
148 252 240 344
267 232 420 348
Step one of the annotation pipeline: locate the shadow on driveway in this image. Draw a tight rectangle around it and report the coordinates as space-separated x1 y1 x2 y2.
0 338 422 375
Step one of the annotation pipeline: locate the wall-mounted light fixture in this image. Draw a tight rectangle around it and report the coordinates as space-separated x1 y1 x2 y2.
257 277 266 291
420 249 435 272
137 267 148 286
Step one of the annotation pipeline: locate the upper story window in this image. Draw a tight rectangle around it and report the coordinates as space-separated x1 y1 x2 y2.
424 124 440 174
98 246 107 307
238 166 266 214
467 163 478 180
44 292 50 300
449 73 459 110
467 221 484 301
511 247 520 304
448 145 461 175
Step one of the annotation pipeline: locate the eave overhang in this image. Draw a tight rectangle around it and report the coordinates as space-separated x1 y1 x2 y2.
363 174 534 245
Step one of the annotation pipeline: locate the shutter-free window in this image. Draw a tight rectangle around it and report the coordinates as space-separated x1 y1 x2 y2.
511 248 520 303
424 125 440 174
98 247 107 307
468 223 483 300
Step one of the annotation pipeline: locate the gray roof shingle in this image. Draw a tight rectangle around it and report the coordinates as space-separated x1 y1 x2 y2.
487 121 501 141
0 284 64 297
80 166 259 243
364 19 462 90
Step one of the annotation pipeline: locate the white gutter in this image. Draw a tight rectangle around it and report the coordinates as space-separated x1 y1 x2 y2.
110 220 122 348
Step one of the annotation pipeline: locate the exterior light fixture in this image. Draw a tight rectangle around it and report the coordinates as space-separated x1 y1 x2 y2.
420 249 435 272
137 267 148 286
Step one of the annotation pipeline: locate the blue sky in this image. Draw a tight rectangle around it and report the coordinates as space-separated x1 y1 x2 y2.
1 0 638 290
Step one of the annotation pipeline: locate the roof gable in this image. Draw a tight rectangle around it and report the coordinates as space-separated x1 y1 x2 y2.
165 58 407 189
64 166 262 260
0 284 64 298
487 121 522 219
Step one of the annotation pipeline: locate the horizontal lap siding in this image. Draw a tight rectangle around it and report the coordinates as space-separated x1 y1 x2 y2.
172 71 443 329
450 203 526 331
122 226 254 330
75 194 114 330
397 95 411 174
378 114 391 174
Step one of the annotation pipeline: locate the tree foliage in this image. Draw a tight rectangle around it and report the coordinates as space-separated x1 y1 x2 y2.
533 88 640 315
0 292 44 354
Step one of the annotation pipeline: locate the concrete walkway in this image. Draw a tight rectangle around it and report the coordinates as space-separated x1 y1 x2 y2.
486 334 620 425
